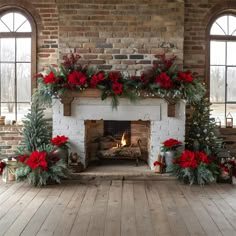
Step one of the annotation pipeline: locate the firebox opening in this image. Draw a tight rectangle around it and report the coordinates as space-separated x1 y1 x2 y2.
104 121 131 146
85 120 150 167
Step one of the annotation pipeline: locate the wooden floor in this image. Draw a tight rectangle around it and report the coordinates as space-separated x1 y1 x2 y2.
0 180 236 236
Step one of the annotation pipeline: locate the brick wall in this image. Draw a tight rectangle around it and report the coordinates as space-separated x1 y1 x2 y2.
0 125 23 159
57 0 184 75
184 0 236 81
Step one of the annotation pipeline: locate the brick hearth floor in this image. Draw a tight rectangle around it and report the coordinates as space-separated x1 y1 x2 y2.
0 179 236 235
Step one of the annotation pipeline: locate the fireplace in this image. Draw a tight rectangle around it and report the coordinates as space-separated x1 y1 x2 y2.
85 120 150 166
52 92 186 170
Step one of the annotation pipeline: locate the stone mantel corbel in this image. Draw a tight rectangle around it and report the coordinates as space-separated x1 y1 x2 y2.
60 89 177 117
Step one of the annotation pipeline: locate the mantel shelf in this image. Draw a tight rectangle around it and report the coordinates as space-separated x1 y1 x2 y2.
59 89 176 117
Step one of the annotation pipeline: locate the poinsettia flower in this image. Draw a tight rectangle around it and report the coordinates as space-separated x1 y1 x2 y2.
43 71 58 84
26 150 48 171
179 150 198 169
194 151 210 164
50 135 68 147
163 138 182 149
112 82 123 95
68 71 87 86
109 71 120 82
90 73 105 88
154 72 174 89
177 71 194 83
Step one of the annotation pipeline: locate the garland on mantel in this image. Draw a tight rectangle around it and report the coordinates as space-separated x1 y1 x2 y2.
33 53 206 109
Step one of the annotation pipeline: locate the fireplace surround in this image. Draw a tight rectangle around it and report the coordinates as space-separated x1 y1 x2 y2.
52 90 185 170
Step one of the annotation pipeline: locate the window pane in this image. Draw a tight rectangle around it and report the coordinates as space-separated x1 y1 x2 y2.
17 38 31 62
14 13 27 32
229 15 236 36
227 42 236 66
210 23 225 35
216 15 228 34
210 66 225 103
210 41 225 65
16 21 31 32
1 13 13 32
0 21 10 32
227 67 236 102
17 63 31 102
210 103 225 126
1 103 15 120
1 63 15 102
17 103 30 121
0 38 15 62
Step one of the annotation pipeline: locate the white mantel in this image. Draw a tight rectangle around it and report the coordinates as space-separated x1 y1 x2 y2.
52 94 186 170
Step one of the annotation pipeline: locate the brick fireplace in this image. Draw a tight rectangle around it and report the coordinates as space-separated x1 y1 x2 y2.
52 90 185 170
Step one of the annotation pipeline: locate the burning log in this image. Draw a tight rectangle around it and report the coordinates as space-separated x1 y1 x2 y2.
97 146 141 166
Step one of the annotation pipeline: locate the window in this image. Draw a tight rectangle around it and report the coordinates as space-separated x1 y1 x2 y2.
209 14 236 126
0 11 33 122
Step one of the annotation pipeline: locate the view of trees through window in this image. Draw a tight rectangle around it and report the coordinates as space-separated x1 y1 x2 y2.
210 15 236 125
0 12 31 122
210 14 236 127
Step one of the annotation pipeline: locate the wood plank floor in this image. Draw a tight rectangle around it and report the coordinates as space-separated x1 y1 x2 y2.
0 179 236 236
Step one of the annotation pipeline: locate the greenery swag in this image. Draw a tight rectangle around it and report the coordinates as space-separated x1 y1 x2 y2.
33 53 206 108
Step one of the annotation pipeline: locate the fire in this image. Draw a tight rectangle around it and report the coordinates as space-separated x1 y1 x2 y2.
121 132 127 147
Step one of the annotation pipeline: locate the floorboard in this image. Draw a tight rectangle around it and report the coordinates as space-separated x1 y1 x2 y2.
0 179 235 236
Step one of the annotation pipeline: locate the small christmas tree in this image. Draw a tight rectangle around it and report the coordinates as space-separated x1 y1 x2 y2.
17 101 51 154
186 97 222 156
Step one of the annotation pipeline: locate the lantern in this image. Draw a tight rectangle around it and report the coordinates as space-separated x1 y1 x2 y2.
215 117 221 128
226 113 233 128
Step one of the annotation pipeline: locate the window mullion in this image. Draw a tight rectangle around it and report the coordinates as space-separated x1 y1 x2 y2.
15 38 17 121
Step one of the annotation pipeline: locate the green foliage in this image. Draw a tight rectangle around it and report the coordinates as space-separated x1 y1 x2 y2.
16 102 51 154
167 160 218 186
33 53 206 109
186 97 223 156
15 101 69 187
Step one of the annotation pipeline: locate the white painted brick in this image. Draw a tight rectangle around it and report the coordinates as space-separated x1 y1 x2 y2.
53 97 185 168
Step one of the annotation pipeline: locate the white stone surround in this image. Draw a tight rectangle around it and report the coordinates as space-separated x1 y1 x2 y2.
52 97 186 170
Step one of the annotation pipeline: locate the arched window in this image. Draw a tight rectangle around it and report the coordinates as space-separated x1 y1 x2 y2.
209 14 236 126
0 10 35 122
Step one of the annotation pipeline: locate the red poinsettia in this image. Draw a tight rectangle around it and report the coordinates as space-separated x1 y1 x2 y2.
50 135 68 147
162 138 183 152
43 71 58 84
179 150 198 169
177 71 194 83
90 73 105 88
108 71 120 82
68 71 87 87
154 72 174 89
26 150 48 171
112 82 123 95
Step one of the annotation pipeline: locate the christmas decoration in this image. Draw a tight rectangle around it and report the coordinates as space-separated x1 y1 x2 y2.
16 102 51 153
185 97 222 156
167 150 219 185
33 52 206 109
14 101 69 187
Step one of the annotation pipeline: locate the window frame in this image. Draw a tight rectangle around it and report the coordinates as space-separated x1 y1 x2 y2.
207 11 236 124
0 7 36 120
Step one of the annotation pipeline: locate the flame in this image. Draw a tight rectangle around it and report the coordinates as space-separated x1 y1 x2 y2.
121 132 127 147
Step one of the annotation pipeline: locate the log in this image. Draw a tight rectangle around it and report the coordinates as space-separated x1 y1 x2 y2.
97 146 141 159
